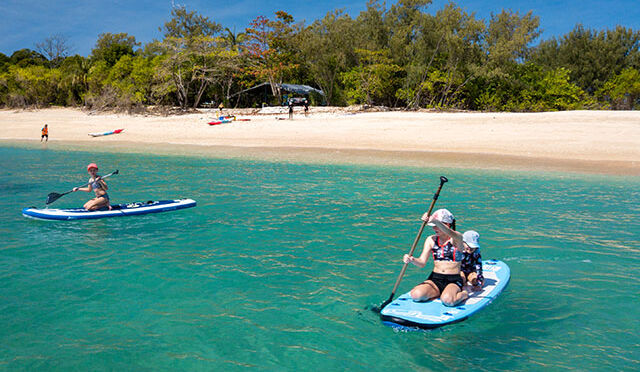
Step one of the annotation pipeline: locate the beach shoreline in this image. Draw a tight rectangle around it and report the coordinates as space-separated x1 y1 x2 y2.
1 107 638 175
3 139 639 176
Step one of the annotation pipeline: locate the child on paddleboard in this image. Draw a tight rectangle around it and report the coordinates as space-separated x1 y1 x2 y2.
461 230 484 290
72 163 111 211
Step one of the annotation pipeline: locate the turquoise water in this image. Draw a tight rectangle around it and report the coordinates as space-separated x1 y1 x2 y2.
1 145 639 371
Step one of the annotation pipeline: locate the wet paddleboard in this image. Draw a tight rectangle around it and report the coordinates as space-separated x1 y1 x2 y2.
381 260 510 330
22 198 196 220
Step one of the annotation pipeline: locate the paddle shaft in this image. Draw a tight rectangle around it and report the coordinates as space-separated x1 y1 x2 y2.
382 176 448 306
46 170 119 204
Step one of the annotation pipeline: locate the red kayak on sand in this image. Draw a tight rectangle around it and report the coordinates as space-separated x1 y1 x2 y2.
208 120 233 126
88 128 124 137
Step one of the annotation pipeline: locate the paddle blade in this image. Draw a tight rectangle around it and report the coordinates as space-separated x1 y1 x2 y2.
371 295 394 313
45 192 63 205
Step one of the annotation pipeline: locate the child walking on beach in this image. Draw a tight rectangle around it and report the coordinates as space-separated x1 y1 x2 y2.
41 124 48 142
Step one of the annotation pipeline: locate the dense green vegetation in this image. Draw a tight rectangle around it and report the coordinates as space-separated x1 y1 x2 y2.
1 0 639 111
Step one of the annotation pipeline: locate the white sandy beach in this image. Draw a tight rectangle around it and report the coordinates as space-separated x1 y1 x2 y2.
0 107 638 175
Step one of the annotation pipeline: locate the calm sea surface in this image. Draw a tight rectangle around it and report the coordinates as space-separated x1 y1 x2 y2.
0 145 638 371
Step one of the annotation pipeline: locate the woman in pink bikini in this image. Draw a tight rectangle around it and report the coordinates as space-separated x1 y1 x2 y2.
73 163 111 211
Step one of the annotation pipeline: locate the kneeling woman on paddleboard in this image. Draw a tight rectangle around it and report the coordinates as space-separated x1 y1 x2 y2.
72 163 111 211
403 208 468 306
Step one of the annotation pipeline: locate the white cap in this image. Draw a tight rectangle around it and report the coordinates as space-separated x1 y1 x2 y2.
463 230 481 248
427 208 454 226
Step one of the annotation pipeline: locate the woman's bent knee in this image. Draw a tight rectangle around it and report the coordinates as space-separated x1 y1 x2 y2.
411 282 439 301
410 288 424 301
441 294 455 306
410 287 430 301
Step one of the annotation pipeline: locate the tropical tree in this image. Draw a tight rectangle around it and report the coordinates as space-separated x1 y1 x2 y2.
35 34 73 67
244 11 301 102
1 65 61 107
354 0 390 52
597 67 640 109
532 25 640 94
0 52 9 73
482 10 541 77
476 64 588 111
222 27 245 51
385 0 431 67
1 1 639 111
59 55 91 105
9 49 48 67
91 33 139 67
397 3 485 108
299 10 357 105
341 49 402 106
155 6 224 109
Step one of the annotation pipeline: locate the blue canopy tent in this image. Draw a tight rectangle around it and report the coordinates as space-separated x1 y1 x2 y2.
227 82 325 106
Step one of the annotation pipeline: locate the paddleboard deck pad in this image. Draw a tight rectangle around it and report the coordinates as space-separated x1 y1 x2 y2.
381 260 510 330
22 198 196 220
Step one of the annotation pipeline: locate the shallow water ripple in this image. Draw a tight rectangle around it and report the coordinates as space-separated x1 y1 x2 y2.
0 146 639 371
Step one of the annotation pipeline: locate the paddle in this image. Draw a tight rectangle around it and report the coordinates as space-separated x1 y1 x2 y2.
374 175 448 312
45 169 119 205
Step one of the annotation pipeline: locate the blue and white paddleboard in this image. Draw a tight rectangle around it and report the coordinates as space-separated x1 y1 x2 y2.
381 260 510 330
22 198 196 220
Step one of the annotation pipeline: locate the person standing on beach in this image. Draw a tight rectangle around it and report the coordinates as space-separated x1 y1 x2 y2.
304 98 309 117
218 102 224 116
288 101 294 120
41 124 48 142
73 163 111 211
